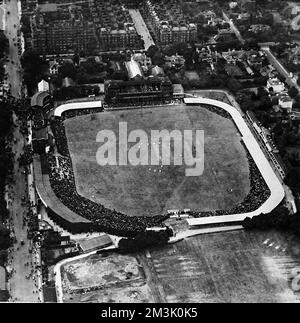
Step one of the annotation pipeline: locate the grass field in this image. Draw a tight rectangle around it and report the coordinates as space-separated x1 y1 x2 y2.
141 229 300 303
64 104 250 217
61 230 300 303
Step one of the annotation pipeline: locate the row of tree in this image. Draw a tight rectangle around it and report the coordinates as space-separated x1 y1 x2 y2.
242 205 300 236
20 49 48 96
0 31 10 283
0 100 13 268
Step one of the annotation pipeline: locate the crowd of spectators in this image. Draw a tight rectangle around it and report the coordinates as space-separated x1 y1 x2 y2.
187 104 271 218
45 105 271 235
190 152 271 218
47 150 168 237
61 107 103 121
18 145 33 167
50 119 69 157
201 104 232 119
23 203 39 241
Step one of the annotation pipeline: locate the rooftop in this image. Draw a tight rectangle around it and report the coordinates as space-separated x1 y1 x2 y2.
79 235 113 253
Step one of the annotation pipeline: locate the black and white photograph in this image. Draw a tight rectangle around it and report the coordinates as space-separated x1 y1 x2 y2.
0 0 300 307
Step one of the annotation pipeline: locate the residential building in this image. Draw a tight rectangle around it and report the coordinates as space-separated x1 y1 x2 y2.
31 0 143 55
278 93 293 112
38 80 50 93
267 77 285 93
143 0 197 46
164 54 185 69
132 53 152 72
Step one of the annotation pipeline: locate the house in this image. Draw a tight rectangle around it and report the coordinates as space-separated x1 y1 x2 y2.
49 60 59 75
165 54 185 69
249 24 271 33
172 83 184 99
278 93 293 112
267 77 285 93
78 235 113 253
62 77 75 88
38 79 50 93
132 53 152 72
151 65 164 77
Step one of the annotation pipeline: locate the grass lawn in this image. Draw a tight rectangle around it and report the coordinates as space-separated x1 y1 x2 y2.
141 229 300 303
64 104 250 217
60 229 300 303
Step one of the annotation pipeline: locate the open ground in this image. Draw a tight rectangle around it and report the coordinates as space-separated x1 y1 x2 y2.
61 253 153 303
64 104 250 217
60 229 300 303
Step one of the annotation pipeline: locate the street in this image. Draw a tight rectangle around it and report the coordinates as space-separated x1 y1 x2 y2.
2 0 42 302
222 11 245 45
2 0 22 97
129 9 155 50
261 46 300 93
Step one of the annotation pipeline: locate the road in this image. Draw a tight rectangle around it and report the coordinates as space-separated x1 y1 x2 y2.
2 0 42 302
261 46 300 93
6 115 41 302
2 0 22 97
291 14 300 31
222 11 245 44
129 9 155 50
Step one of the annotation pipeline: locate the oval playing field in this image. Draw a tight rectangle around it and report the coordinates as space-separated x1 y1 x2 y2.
64 104 250 217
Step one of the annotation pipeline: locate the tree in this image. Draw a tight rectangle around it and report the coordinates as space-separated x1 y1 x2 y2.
286 168 300 193
0 62 5 82
293 99 300 111
75 67 90 84
288 86 299 99
20 15 31 35
0 31 8 58
0 250 7 266
21 49 48 94
58 62 77 79
0 225 10 250
80 57 104 75
152 51 165 66
0 101 12 136
147 45 160 59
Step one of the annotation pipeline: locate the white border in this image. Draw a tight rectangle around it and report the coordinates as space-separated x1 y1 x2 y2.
54 100 102 117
